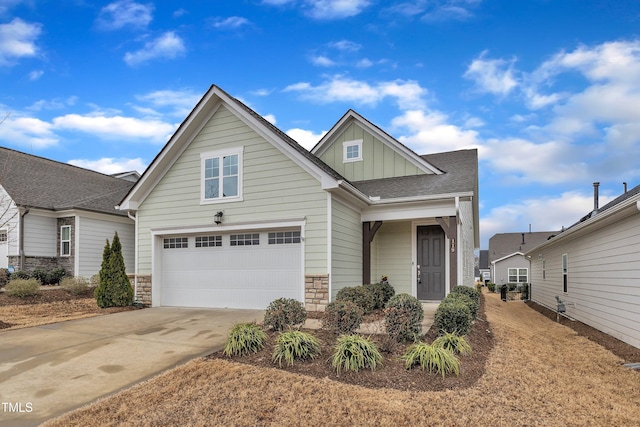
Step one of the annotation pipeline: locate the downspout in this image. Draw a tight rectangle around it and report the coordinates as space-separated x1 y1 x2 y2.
19 207 29 271
127 211 138 302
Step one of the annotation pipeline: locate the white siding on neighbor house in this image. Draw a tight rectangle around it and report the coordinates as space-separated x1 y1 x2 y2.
371 221 412 295
137 105 328 275
459 199 476 287
23 213 56 257
530 212 640 349
0 185 19 257
318 122 425 181
330 197 362 300
77 215 134 278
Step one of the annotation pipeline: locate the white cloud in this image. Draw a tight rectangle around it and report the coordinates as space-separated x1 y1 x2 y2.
211 16 251 30
304 0 371 19
310 55 337 67
284 76 427 110
124 32 186 66
0 115 58 148
96 0 153 30
329 40 361 51
464 51 518 96
286 128 327 150
356 58 373 68
52 114 175 143
134 89 202 117
0 18 41 66
28 69 43 80
386 0 480 22
0 0 22 15
263 114 277 125
68 157 147 174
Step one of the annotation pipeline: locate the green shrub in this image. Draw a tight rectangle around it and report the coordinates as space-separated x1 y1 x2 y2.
445 292 478 319
331 334 383 374
30 269 48 285
451 285 480 305
5 279 40 297
0 268 8 288
60 276 93 296
487 282 496 292
401 342 460 377
335 286 375 314
521 283 530 300
507 282 518 291
384 293 424 343
364 282 395 309
94 233 133 308
263 298 307 331
47 268 67 286
434 300 472 336
223 323 267 357
433 331 472 356
11 270 31 280
322 300 364 334
272 330 321 367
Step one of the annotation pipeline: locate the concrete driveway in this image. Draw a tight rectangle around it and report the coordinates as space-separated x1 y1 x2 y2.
0 307 263 427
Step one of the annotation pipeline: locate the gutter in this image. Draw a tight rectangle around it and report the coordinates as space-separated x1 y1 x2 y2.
126 210 138 301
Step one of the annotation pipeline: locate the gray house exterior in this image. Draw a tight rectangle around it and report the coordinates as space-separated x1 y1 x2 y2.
525 184 640 349
488 231 558 284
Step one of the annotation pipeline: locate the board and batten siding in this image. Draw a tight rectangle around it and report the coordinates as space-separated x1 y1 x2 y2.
330 197 362 300
77 215 134 277
371 221 412 295
530 212 640 349
317 122 424 181
23 213 56 257
137 105 328 274
459 199 476 287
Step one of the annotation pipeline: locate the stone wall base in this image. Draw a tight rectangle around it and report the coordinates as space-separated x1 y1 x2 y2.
8 255 72 277
305 274 329 312
129 274 152 306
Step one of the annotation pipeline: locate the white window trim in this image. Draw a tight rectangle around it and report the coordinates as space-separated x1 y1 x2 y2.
200 147 244 205
343 139 363 163
60 225 71 257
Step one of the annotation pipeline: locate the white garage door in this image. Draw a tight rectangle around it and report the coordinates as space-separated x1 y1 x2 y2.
160 230 302 309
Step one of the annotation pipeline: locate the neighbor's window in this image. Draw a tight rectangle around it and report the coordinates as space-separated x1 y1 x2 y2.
230 233 259 246
0 231 6 242
195 236 222 248
343 139 363 162
268 231 301 244
60 225 71 256
201 149 243 203
508 268 528 283
164 237 188 249
562 254 568 293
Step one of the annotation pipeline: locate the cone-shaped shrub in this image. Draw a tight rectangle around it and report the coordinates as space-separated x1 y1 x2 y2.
94 233 133 308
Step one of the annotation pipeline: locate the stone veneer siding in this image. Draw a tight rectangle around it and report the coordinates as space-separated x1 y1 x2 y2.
129 274 152 306
305 274 329 312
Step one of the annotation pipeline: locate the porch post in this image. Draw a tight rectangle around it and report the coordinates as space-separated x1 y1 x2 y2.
436 216 458 288
362 221 383 284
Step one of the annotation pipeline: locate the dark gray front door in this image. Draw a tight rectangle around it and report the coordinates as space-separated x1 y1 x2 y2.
417 225 445 300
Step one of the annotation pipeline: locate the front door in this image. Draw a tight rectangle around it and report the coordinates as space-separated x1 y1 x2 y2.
417 225 445 300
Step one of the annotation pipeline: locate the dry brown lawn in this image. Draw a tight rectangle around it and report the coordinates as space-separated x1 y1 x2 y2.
44 292 640 427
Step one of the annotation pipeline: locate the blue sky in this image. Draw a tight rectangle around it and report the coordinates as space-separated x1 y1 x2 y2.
1 0 639 248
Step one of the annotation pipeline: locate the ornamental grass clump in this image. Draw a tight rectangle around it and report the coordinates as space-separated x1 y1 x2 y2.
335 286 375 315
433 331 472 356
272 330 321 367
263 298 307 331
322 300 364 334
5 279 40 298
223 323 267 357
384 293 424 343
61 276 93 296
331 334 383 374
401 342 460 378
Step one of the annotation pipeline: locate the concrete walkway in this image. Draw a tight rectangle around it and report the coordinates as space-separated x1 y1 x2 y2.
0 307 262 427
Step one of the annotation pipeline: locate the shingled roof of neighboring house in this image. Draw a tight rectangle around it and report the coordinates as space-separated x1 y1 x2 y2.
0 147 135 216
351 149 478 199
488 231 558 264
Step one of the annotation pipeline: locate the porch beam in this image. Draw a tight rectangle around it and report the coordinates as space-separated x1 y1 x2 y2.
362 221 383 284
436 216 458 288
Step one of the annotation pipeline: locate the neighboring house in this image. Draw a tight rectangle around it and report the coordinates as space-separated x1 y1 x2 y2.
478 249 490 283
525 183 640 349
488 231 557 285
0 147 136 278
118 85 479 311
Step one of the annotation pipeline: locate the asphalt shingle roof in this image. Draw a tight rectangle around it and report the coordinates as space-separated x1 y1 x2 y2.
0 147 134 216
488 231 558 264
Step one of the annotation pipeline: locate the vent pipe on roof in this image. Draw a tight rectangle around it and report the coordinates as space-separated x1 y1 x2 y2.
521 233 525 245
593 182 600 212
624 182 628 193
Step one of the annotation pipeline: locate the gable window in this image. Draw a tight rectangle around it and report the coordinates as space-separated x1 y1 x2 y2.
343 139 363 163
195 236 222 248
268 231 301 244
201 149 243 203
562 254 568 293
230 233 259 246
508 268 528 283
60 225 71 256
164 237 188 249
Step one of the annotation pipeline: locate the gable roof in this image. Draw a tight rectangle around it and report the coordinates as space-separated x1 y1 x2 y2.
311 109 443 176
491 251 526 264
0 147 134 216
488 231 559 264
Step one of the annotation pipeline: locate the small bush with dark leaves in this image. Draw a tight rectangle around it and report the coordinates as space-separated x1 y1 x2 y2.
335 286 375 314
263 298 307 331
322 300 364 334
384 293 424 343
364 282 395 309
434 299 472 336
445 292 478 319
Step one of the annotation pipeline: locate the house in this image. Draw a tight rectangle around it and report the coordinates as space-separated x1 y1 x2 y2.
0 147 135 278
488 231 557 286
478 249 490 283
525 183 640 349
118 85 479 311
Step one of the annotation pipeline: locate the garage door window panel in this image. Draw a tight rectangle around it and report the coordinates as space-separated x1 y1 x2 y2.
269 231 301 244
164 237 188 249
230 233 259 246
196 235 222 247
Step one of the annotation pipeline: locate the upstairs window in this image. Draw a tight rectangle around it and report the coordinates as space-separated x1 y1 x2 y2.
60 225 71 256
201 149 243 203
343 139 363 163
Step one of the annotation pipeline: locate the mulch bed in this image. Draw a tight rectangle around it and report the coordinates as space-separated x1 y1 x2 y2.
208 295 495 392
0 287 94 306
526 300 640 363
